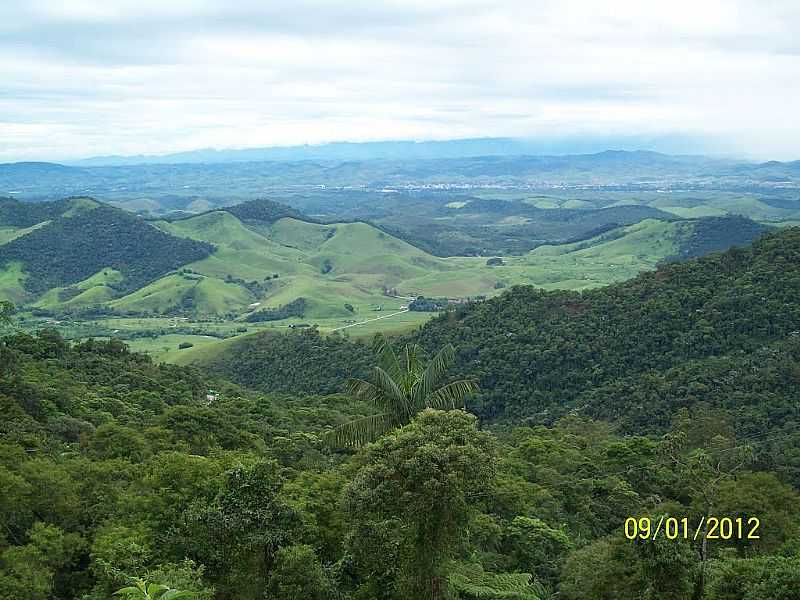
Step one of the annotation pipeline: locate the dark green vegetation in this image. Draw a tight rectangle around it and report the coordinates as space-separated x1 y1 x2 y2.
330 339 478 447
677 215 773 259
209 328 374 395
205 227 800 482
409 297 459 311
217 198 310 225
0 199 213 295
0 196 88 227
244 298 307 322
414 227 800 421
0 193 772 365
1 325 799 599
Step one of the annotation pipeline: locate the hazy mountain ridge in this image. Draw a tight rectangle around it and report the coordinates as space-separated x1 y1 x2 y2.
2 150 799 207
65 138 725 166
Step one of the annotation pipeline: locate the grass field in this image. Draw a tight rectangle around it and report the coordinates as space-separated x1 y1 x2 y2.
1 207 738 365
125 333 227 363
146 214 460 319
34 269 124 309
13 218 688 365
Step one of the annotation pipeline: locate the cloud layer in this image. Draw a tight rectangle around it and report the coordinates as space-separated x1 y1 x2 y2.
1 0 799 161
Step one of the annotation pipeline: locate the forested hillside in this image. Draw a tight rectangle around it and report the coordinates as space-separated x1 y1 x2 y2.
223 197 313 224
0 197 94 227
1 329 799 599
207 328 375 395
675 214 770 259
413 227 800 421
204 228 800 481
0 204 214 295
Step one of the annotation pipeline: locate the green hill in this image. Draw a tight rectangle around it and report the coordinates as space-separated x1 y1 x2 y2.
0 198 773 341
0 196 99 227
224 197 311 223
148 209 450 318
201 227 800 479
0 202 213 297
412 227 800 429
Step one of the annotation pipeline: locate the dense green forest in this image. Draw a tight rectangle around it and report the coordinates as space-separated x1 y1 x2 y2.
0 205 214 294
209 328 374 395
205 228 800 483
2 222 800 599
1 327 799 599
675 215 769 259
207 227 800 414
0 197 89 228
222 198 313 224
413 227 800 420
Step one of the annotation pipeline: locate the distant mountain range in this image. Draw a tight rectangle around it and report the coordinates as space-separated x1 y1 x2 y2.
1 150 799 207
66 136 723 167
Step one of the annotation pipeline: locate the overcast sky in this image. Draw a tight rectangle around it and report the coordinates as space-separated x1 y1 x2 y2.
1 0 799 162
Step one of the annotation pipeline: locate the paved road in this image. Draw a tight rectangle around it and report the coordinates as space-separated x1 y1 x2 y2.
330 309 410 332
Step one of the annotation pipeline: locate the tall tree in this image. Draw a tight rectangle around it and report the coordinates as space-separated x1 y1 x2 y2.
344 409 495 600
330 337 478 447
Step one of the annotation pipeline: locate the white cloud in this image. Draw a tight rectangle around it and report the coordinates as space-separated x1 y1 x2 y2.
0 0 798 161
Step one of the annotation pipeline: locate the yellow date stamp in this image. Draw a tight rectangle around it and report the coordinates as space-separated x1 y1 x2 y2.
624 516 761 541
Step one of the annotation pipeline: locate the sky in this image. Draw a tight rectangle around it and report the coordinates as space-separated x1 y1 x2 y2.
1 0 799 162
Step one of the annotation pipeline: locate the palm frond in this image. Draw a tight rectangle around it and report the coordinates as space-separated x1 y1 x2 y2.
345 371 405 414
425 379 478 411
345 377 385 404
403 343 427 378
414 343 456 404
448 562 542 600
371 366 412 416
327 412 393 447
147 584 170 597
334 341 476 446
374 334 403 379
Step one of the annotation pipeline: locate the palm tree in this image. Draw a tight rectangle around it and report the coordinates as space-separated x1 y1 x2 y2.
114 580 196 600
329 337 478 447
